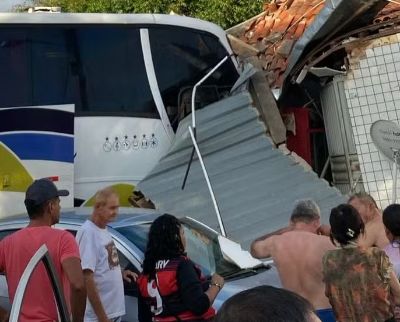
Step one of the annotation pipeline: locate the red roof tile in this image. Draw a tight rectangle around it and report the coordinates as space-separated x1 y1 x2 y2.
233 0 400 90
374 2 400 23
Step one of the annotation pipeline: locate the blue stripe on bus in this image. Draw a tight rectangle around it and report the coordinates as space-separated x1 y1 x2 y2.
0 133 74 163
0 108 74 135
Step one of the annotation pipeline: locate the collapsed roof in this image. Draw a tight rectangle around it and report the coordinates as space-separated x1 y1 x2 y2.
137 75 347 250
227 0 398 98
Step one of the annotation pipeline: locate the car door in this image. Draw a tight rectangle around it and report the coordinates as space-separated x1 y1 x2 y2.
115 247 140 322
9 244 70 322
55 224 141 322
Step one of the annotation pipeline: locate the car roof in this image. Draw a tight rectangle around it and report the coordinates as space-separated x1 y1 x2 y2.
0 207 163 228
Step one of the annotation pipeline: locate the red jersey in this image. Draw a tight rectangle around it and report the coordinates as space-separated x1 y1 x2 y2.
138 256 215 322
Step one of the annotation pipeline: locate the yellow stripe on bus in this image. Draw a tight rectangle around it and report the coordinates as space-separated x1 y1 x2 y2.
83 183 136 207
0 142 34 192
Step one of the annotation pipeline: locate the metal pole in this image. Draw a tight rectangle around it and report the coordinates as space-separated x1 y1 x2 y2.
392 150 398 204
181 140 196 190
182 56 228 190
191 56 228 131
352 172 362 192
188 126 227 237
320 157 330 179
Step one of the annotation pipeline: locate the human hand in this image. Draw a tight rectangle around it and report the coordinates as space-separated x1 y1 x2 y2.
211 273 225 290
123 270 138 283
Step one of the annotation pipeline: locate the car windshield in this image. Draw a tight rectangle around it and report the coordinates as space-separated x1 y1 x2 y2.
115 221 240 278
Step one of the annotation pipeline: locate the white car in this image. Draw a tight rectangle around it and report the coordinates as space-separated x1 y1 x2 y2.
0 207 281 321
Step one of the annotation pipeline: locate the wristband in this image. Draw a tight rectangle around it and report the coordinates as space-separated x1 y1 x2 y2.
211 282 221 291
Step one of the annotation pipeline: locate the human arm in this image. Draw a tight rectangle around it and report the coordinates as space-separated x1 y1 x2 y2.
62 258 87 322
84 270 110 322
251 227 292 245
207 274 225 304
177 261 224 316
251 235 276 259
250 226 292 259
60 233 87 322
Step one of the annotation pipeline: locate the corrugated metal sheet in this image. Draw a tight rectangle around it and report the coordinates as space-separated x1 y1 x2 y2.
137 90 347 250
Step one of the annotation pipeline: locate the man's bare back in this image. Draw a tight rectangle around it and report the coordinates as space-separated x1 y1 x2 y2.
269 230 335 310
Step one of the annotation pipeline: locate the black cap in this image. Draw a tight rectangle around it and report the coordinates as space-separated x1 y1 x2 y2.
25 178 69 207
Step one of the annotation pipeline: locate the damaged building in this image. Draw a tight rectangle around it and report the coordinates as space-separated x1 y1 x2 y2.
227 0 400 209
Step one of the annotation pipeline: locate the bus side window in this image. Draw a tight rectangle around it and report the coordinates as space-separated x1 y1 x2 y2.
0 27 79 109
0 25 158 119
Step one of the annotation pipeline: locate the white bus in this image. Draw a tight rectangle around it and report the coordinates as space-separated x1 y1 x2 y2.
0 13 239 212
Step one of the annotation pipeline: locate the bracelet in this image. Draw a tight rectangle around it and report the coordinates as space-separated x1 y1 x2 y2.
211 282 221 291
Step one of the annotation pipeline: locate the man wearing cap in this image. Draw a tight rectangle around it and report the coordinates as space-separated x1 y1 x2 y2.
0 178 86 322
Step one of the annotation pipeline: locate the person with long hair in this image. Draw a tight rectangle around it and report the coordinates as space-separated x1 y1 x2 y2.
383 204 400 278
137 214 225 322
322 204 400 322
382 204 400 322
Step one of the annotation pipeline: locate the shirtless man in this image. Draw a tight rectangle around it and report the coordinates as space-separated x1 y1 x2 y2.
348 193 390 248
250 199 335 322
318 193 389 248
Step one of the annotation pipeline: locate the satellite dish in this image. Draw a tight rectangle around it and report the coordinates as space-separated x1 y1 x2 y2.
370 120 400 203
370 120 400 162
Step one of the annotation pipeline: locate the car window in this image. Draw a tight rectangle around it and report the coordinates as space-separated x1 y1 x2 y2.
183 226 214 276
66 230 77 237
115 224 150 253
118 251 130 271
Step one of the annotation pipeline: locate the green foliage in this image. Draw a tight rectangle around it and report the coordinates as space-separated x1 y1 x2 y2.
15 0 265 29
